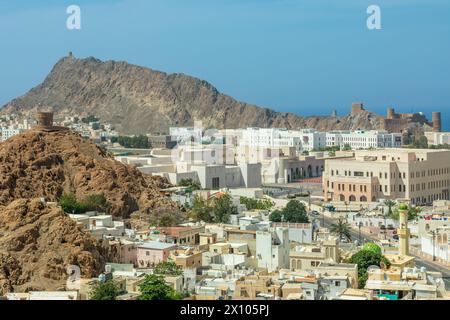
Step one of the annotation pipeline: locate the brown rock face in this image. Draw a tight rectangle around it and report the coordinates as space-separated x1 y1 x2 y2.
1 55 385 135
0 129 177 218
0 199 109 295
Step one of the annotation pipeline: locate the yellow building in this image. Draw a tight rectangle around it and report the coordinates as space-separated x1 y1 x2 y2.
323 149 450 204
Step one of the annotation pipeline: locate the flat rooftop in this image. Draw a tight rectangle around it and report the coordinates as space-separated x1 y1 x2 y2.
138 241 177 250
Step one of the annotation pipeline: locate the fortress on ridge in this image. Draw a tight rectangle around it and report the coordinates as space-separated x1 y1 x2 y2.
350 102 441 133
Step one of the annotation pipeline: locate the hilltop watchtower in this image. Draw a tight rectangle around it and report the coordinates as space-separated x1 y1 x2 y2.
37 112 54 127
34 111 68 132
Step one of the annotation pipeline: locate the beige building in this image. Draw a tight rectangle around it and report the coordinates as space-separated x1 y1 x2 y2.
169 248 203 269
233 275 282 300
323 149 450 205
290 238 340 270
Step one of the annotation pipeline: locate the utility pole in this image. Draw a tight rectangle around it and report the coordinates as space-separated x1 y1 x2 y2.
308 191 311 211
358 222 362 244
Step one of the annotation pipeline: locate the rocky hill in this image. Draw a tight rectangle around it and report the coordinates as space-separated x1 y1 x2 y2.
0 128 181 294
0 198 110 295
1 54 383 134
0 129 177 218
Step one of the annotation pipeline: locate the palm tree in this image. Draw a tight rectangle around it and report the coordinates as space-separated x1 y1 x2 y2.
330 218 352 242
384 200 396 218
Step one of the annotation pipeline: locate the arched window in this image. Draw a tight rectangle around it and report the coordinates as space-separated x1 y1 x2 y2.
339 194 345 201
360 196 367 202
349 195 356 202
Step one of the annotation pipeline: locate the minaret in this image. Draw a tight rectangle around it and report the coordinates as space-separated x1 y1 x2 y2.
397 204 409 256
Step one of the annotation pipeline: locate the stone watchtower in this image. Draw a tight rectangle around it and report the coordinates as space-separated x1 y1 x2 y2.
35 111 67 132
36 112 54 128
432 112 442 132
351 102 365 115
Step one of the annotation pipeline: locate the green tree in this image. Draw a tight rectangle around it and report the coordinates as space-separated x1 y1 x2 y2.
282 200 309 223
138 274 182 300
240 197 274 210
330 218 352 242
149 208 185 227
410 135 428 149
191 195 213 222
212 194 237 224
153 261 183 276
59 192 88 214
362 242 382 255
179 179 201 191
342 144 352 151
89 280 121 300
384 200 396 217
82 115 99 124
269 210 283 222
349 250 391 289
389 207 420 221
115 135 150 149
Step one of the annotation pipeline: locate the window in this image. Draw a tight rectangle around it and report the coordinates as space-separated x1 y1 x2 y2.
212 177 220 189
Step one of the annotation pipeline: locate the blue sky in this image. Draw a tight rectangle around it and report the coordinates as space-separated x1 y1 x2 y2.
0 0 449 124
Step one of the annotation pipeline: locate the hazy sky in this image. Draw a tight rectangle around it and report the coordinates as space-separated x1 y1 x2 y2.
0 0 449 121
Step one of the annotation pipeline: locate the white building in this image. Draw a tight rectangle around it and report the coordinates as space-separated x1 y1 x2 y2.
116 144 262 189
256 227 290 272
170 126 202 144
425 131 450 146
0 126 25 142
241 128 326 154
326 130 403 149
420 226 449 263
272 222 314 244
69 211 125 239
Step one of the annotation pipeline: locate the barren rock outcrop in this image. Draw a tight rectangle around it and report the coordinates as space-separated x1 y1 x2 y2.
0 199 109 295
0 129 177 218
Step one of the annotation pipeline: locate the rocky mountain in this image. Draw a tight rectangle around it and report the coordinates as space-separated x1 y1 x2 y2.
1 54 383 135
0 198 110 295
0 129 177 218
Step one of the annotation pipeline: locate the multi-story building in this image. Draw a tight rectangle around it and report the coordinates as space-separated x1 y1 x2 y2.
323 149 450 205
0 126 25 142
169 126 203 144
256 227 290 272
136 241 177 268
424 131 450 146
289 238 340 270
326 130 403 150
241 128 326 154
